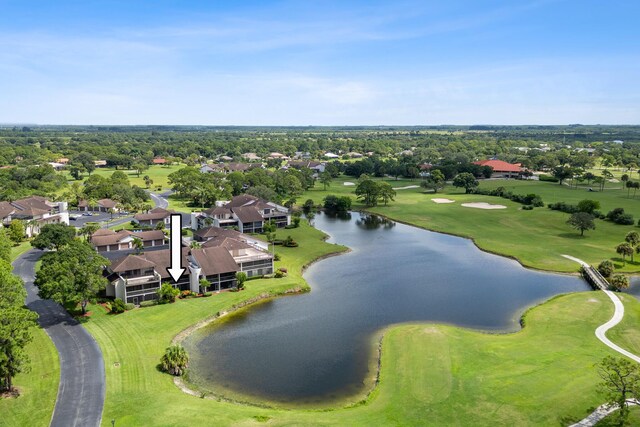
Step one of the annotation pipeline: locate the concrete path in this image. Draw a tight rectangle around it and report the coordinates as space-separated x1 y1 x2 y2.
14 250 105 427
562 255 640 426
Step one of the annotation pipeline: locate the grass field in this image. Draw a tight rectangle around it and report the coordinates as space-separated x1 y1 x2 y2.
302 177 640 273
63 164 184 190
0 326 60 427
10 241 32 263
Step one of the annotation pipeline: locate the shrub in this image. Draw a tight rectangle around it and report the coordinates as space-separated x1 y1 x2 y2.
539 174 559 182
323 195 352 212
610 274 630 290
274 270 285 278
522 205 534 210
140 300 158 307
279 267 288 273
606 208 635 225
236 272 248 290
548 201 579 214
160 345 189 376
292 217 301 228
157 282 180 304
202 292 212 297
181 229 188 236
111 298 126 314
283 236 298 247
124 303 135 311
103 301 112 312
577 199 600 214
274 253 281 261
597 260 615 278
179 290 192 299
473 188 543 207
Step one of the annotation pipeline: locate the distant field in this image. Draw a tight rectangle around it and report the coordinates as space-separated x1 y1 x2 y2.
303 177 640 272
62 164 184 190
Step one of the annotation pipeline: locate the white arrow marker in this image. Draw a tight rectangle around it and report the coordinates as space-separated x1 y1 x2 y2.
166 214 185 282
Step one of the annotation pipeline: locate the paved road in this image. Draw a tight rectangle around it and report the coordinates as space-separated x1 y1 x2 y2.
150 192 169 209
14 250 105 427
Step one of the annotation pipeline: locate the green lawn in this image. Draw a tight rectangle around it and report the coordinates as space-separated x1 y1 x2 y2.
0 326 60 427
9 241 32 263
63 164 185 191
302 177 640 272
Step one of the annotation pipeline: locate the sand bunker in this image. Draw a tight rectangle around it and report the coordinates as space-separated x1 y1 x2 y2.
461 202 506 210
431 198 455 204
343 182 355 186
393 185 419 190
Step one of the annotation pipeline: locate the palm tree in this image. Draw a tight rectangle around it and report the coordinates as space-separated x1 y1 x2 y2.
160 345 189 376
625 231 640 262
132 237 144 254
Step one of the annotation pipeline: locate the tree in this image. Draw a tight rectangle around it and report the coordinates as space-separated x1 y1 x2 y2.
610 274 630 290
319 171 332 190
143 175 153 189
0 229 11 263
132 237 144 254
621 173 629 190
421 169 445 193
31 224 76 250
235 271 247 290
625 231 640 262
355 176 380 207
7 220 25 244
452 172 478 194
577 199 600 214
0 260 38 393
552 166 573 185
79 223 100 241
323 195 351 212
597 356 640 425
199 278 210 293
160 345 189 376
378 182 396 206
566 212 595 236
133 162 148 178
615 242 633 265
598 260 615 278
35 240 109 314
157 282 179 304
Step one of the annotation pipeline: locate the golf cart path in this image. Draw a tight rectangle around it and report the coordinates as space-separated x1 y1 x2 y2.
562 255 640 426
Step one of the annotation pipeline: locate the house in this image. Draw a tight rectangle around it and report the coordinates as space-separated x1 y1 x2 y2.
324 152 340 159
241 152 262 162
0 196 69 237
57 158 70 164
286 160 325 174
473 159 523 178
200 162 259 174
94 160 107 167
192 194 290 233
267 152 289 160
78 198 119 212
193 226 269 251
104 230 274 304
133 207 173 227
48 162 66 171
90 229 166 252
152 157 167 165
346 152 363 158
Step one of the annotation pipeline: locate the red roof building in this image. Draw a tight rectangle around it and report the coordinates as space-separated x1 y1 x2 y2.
473 159 522 173
152 157 167 165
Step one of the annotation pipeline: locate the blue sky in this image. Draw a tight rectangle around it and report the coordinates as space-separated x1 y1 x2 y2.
0 0 638 125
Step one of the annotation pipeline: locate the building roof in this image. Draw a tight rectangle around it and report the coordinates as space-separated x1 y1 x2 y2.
233 206 265 223
111 255 157 273
152 157 166 164
202 206 232 216
473 159 522 173
91 229 165 247
191 247 239 275
78 198 117 208
202 237 252 252
12 196 53 212
0 201 16 219
225 194 260 208
92 228 114 237
194 226 243 240
134 207 173 221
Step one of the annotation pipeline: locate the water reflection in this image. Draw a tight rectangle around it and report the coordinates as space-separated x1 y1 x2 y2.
355 212 395 230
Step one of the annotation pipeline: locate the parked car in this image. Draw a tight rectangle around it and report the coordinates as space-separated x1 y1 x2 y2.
82 212 93 216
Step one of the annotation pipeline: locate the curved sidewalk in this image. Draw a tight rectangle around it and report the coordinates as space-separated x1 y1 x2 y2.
13 250 105 427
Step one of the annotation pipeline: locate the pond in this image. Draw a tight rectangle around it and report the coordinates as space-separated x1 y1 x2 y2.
182 212 589 406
